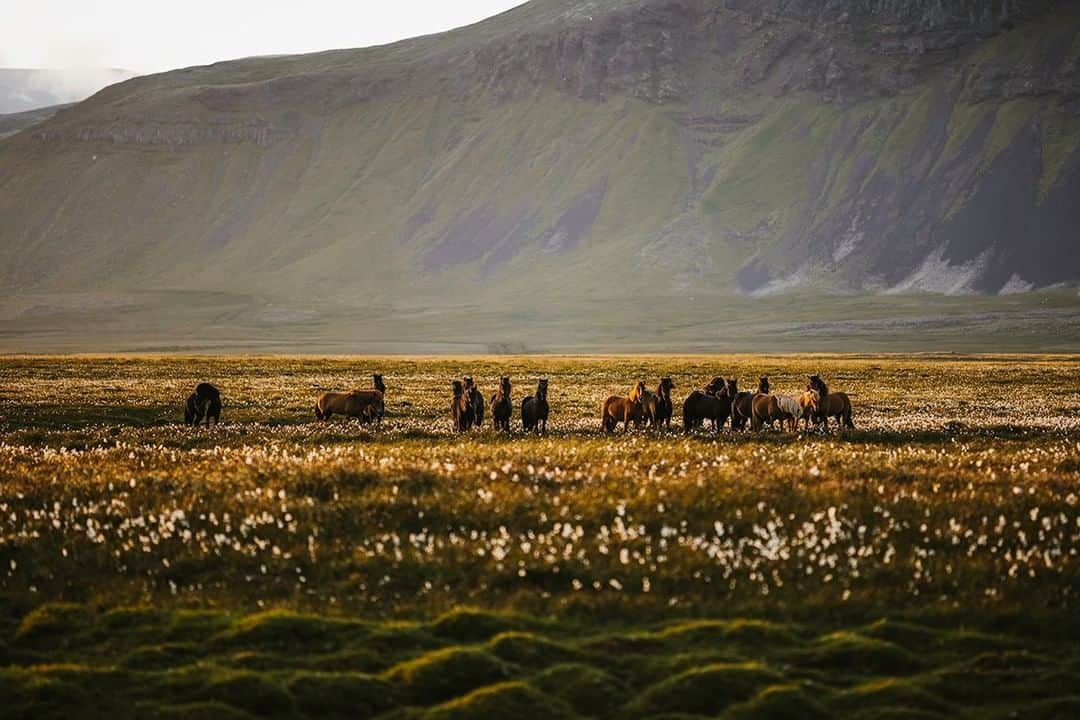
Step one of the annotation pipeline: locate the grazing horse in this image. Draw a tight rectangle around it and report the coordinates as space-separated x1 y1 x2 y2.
490 376 513 432
521 378 550 434
315 388 383 422
682 385 732 432
373 374 387 421
602 381 646 433
185 382 222 426
732 377 769 430
464 377 485 427
807 375 854 430
451 380 475 432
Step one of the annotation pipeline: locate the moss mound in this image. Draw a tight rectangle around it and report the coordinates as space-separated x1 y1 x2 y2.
658 619 799 648
532 662 628 716
829 678 951 717
487 631 581 668
386 647 511 705
286 671 397 718
429 608 525 643
631 662 781 716
138 701 255 720
799 632 921 675
196 670 295 718
14 604 91 644
118 643 199 670
724 683 831 720
212 610 363 653
424 681 575 720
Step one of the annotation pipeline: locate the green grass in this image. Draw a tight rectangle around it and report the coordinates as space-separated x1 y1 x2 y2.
0 354 1078 717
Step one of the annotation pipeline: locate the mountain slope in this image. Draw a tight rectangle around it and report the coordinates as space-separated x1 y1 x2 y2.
0 0 1078 350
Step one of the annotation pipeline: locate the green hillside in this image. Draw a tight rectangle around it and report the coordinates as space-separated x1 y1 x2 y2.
0 0 1077 351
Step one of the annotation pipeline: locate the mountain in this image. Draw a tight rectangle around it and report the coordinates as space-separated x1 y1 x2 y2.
0 0 1078 352
0 68 138 114
0 104 74 140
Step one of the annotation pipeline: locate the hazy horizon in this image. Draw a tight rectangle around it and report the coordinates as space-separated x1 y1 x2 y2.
2 1 525 74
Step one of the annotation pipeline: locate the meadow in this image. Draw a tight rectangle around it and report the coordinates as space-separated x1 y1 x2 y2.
0 355 1078 719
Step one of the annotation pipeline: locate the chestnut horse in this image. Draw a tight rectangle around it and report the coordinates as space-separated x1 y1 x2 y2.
751 393 791 431
602 381 646 433
451 380 475 432
490 376 513 432
797 390 820 431
315 388 383 422
807 375 854 430
732 377 769 430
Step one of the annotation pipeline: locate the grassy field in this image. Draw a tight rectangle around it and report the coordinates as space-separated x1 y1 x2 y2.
1 355 1078 719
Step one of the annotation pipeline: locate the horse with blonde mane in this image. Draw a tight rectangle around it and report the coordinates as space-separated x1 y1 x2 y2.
602 381 647 433
315 388 383 423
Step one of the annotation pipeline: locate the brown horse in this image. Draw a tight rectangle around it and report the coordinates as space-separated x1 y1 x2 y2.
732 377 769 430
751 392 791 431
464 377 484 427
643 377 676 429
602 381 646 433
373 374 387 421
807 375 854 430
490 376 513 432
315 389 383 422
451 380 475 432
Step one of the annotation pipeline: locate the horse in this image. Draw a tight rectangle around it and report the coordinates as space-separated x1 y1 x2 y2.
807 375 854 430
797 390 820 431
751 392 791 431
451 380 475 432
372 374 387 421
602 381 646 433
315 388 383 422
185 382 221 426
521 378 550 434
464 377 485 427
732 377 769 430
490 376 513 432
774 394 804 432
643 377 676 429
682 385 732 432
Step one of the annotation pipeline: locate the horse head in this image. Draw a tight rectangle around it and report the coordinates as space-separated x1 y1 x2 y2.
537 378 549 399
452 380 464 397
629 381 646 403
758 376 770 394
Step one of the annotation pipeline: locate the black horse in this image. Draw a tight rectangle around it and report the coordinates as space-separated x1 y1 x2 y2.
464 377 484 427
185 382 221 427
491 376 513 432
521 378 549 434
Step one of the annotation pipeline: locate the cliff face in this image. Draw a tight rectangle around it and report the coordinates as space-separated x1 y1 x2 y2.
0 0 1077 308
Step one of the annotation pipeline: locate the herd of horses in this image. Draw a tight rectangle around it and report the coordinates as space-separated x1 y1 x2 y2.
184 372 854 434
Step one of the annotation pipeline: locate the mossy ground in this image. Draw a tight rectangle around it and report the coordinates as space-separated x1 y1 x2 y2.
0 355 1077 717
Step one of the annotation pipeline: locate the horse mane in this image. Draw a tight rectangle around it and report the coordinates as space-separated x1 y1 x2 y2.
811 375 830 397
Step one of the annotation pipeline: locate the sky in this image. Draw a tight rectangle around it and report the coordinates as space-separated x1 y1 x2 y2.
1 1 526 73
